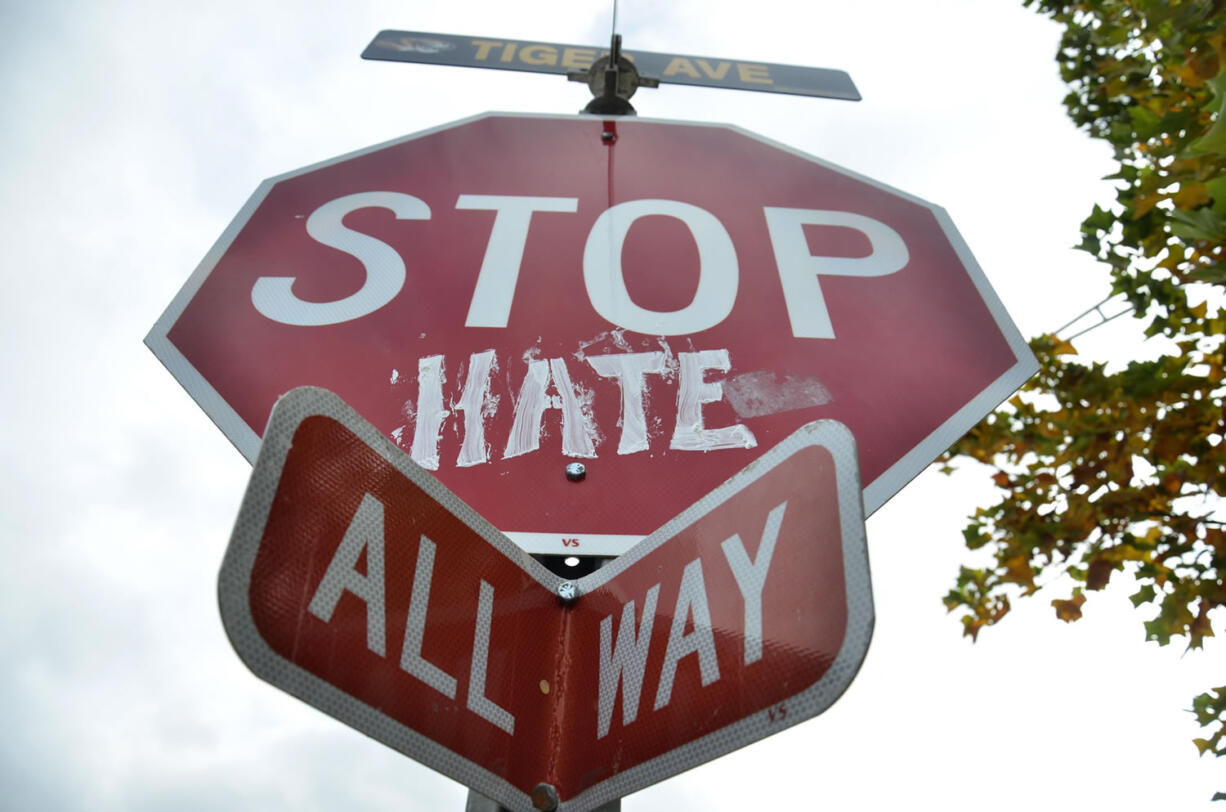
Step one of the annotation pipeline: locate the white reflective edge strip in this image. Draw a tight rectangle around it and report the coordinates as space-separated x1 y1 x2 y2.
143 111 505 464
143 176 276 463
218 386 553 812
860 205 1038 515
219 387 871 812
150 111 1036 520
562 418 872 811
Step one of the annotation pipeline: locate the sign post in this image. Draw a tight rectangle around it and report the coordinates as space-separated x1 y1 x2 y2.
220 387 872 812
150 47 1039 798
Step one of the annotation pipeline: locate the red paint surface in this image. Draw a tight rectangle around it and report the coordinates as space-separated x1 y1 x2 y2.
247 413 846 800
170 115 1017 535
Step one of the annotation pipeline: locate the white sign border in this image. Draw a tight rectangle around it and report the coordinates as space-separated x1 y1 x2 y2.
149 111 1037 550
218 387 872 812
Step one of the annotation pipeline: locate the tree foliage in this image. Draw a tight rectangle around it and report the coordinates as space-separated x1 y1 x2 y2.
943 0 1226 796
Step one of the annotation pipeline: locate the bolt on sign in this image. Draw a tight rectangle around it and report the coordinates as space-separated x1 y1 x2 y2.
147 113 1037 555
219 387 872 812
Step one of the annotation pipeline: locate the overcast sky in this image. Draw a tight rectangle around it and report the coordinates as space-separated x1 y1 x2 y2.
2 0 1221 809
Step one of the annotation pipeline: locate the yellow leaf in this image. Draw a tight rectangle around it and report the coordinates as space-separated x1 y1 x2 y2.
1174 183 1212 210
1052 338 1079 356
1191 609 1215 640
1003 554 1036 589
1131 192 1167 219
1181 63 1207 88
1086 558 1114 590
1065 499 1098 536
1052 592 1087 622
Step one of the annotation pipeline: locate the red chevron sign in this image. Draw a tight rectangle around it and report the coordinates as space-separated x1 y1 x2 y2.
218 387 871 812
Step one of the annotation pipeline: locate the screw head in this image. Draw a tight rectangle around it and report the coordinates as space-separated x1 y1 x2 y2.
565 462 586 482
557 581 579 603
531 783 559 811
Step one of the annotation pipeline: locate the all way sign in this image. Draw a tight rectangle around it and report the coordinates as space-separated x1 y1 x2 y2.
219 387 872 812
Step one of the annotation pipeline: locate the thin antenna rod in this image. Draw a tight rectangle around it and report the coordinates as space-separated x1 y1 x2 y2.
611 0 619 41
1051 293 1135 340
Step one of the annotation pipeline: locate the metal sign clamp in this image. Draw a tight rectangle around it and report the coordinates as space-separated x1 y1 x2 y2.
568 34 658 116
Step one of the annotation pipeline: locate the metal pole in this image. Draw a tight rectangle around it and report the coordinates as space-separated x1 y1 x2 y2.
464 555 620 812
464 789 621 812
581 33 640 116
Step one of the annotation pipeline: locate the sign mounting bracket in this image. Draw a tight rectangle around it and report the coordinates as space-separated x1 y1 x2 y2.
570 33 657 116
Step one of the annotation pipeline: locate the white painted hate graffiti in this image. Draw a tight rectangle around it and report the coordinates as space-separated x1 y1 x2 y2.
390 334 766 470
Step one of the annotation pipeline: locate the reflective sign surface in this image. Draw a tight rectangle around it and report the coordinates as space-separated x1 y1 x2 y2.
150 114 1036 554
219 388 872 812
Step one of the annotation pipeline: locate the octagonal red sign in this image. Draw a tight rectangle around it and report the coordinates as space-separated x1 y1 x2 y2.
148 112 1035 553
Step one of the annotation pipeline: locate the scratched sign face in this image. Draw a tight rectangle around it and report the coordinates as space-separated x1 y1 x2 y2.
147 113 1035 554
219 387 873 812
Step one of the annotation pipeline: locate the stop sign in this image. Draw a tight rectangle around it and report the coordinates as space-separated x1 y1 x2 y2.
148 112 1035 552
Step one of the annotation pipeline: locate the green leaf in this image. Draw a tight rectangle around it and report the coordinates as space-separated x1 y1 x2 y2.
1206 175 1226 218
1083 203 1115 232
1129 105 1164 141
1130 584 1157 607
951 3 1226 792
1145 617 1173 646
1187 264 1226 284
962 525 988 550
1170 208 1226 242
1190 69 1226 156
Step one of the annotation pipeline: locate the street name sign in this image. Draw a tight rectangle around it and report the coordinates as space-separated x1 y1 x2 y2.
147 112 1037 555
361 30 861 100
220 387 872 812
